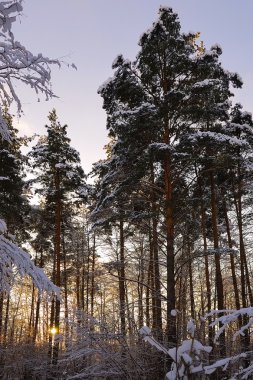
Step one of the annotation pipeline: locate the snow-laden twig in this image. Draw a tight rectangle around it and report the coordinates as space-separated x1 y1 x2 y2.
0 218 59 297
0 0 61 140
140 321 212 380
206 307 253 342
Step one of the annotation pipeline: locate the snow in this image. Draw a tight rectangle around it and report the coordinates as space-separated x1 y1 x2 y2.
55 163 67 169
211 43 222 51
97 76 113 94
187 319 196 337
193 79 222 88
204 353 247 376
207 307 253 343
187 130 249 147
139 325 151 335
0 1 60 141
149 143 174 152
0 218 7 233
0 218 59 297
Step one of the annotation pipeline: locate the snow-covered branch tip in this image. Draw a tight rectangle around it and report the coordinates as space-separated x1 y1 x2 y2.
0 219 60 298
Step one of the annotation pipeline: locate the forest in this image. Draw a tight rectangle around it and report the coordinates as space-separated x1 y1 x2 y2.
0 1 253 380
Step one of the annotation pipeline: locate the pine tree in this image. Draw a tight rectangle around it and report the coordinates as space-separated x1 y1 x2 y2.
30 109 86 362
97 7 242 351
0 108 30 241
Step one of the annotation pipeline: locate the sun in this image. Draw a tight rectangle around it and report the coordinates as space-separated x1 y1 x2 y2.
50 327 57 335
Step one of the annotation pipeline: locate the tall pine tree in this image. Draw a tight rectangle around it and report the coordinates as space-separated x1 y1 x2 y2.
30 109 86 362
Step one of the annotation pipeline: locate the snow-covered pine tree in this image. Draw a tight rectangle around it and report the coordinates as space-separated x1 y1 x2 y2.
29 109 86 362
0 107 30 242
177 53 246 357
98 6 243 352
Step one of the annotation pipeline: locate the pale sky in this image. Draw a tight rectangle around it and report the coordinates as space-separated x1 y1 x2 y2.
11 0 253 173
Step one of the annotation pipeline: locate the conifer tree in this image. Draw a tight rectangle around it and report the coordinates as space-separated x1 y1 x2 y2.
30 109 86 362
0 107 30 240
97 7 242 350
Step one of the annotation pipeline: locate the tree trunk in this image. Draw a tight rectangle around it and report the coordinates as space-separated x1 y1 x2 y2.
33 295 40 343
28 285 35 340
119 219 126 336
148 222 156 331
86 232 90 315
146 228 152 327
210 171 225 356
198 176 213 346
0 292 3 345
222 198 240 310
231 168 251 359
137 237 144 330
150 160 163 339
3 294 10 345
62 230 69 343
188 249 195 320
90 234 96 318
164 134 176 347
232 171 253 306
52 168 62 364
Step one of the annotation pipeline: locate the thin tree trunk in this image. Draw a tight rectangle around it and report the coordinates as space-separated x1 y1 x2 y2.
125 285 133 337
232 172 253 305
62 230 69 343
188 244 195 320
0 292 3 345
164 137 176 347
210 171 225 356
90 234 96 318
76 268 80 309
137 238 144 330
80 228 86 311
148 222 156 331
52 168 62 364
199 177 213 346
150 161 163 339
33 294 41 343
222 198 240 310
146 228 152 327
86 232 90 315
3 294 10 345
231 169 251 360
119 219 126 336
28 284 35 340
48 297 55 360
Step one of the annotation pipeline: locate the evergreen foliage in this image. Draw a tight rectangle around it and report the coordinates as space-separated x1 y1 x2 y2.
0 107 30 241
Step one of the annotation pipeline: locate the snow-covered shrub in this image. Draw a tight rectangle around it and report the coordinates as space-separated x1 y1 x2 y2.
56 310 163 379
140 321 212 380
141 310 253 379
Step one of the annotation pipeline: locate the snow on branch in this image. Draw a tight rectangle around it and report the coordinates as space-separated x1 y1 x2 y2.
0 219 59 297
0 0 61 140
206 307 253 343
187 130 249 148
141 311 253 379
140 321 213 380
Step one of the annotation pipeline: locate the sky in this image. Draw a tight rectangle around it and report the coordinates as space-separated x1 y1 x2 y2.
11 0 253 174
